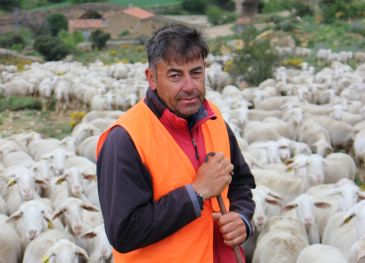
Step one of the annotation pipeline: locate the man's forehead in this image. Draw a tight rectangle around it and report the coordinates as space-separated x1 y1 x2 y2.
158 58 205 69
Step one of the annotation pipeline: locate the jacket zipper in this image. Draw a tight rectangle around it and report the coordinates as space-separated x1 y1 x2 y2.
192 137 200 160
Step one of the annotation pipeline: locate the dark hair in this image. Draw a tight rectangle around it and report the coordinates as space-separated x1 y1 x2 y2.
146 24 209 69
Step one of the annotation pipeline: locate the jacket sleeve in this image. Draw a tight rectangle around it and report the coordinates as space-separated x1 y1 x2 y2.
97 126 200 253
225 123 256 237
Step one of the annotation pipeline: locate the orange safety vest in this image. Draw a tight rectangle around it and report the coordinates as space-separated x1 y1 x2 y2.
97 100 231 263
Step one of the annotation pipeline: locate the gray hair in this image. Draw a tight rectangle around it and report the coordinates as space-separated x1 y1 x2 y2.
146 24 209 69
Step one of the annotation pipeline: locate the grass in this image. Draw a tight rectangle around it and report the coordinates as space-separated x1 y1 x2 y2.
0 95 42 111
0 109 73 139
73 43 147 64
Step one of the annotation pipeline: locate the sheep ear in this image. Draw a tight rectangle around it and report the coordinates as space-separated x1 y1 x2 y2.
268 191 284 201
43 215 54 229
6 178 17 188
284 159 293 165
281 203 297 212
7 211 23 222
52 208 64 220
55 176 66 185
265 196 282 207
358 191 365 199
76 246 89 261
35 177 47 186
314 202 331 209
81 203 99 212
80 230 97 239
341 213 355 226
82 173 96 181
41 254 51 263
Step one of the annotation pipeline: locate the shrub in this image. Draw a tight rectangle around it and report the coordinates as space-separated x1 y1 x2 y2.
349 21 365 36
90 30 110 50
0 0 20 11
212 0 236 11
58 30 84 50
0 33 25 50
207 6 224 25
181 0 207 13
80 10 103 19
34 35 70 61
230 27 279 86
46 13 68 36
262 0 294 13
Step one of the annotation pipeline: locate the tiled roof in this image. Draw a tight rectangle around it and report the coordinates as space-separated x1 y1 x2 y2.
123 7 154 20
68 19 105 30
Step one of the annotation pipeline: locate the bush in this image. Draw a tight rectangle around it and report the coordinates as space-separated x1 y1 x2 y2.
207 6 224 25
46 13 68 36
34 35 70 61
0 0 20 11
212 0 236 11
58 30 84 50
230 27 279 86
318 0 364 23
0 33 25 50
349 21 365 36
181 0 207 13
262 0 294 13
79 9 103 19
90 30 110 50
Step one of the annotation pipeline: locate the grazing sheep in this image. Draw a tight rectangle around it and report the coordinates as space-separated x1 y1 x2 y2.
0 214 22 263
296 244 347 263
23 229 88 263
252 216 309 263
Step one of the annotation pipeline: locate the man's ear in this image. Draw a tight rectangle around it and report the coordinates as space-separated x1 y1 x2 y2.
145 68 157 90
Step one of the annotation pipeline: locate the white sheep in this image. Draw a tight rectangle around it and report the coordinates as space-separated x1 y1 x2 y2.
80 224 113 263
323 152 357 183
252 216 309 263
281 193 331 244
0 214 22 263
296 244 347 263
23 229 88 263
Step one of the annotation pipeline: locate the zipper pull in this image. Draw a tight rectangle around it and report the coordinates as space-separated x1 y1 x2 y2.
192 137 200 160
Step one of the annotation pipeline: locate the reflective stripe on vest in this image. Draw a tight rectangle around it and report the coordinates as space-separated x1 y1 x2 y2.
97 100 231 263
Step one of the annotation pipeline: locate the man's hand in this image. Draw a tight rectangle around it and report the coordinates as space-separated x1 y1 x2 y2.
192 152 233 200
213 212 247 247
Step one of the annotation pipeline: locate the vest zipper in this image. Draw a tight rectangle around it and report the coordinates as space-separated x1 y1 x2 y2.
192 137 200 160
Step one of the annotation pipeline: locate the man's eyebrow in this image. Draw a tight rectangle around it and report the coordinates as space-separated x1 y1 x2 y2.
166 68 183 74
166 65 204 75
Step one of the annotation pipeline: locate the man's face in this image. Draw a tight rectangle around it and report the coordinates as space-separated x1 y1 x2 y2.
145 58 206 118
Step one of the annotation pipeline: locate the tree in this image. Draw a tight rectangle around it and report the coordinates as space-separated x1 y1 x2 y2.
212 0 236 11
90 30 110 50
181 0 207 13
34 35 69 61
207 6 224 25
0 0 20 11
46 13 68 36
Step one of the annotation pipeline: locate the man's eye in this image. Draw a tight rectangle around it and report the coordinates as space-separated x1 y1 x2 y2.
192 71 202 78
169 74 181 80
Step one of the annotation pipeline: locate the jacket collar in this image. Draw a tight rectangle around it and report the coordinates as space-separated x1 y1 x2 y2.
144 88 216 130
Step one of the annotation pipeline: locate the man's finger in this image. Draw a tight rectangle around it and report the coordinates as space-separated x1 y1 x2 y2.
212 212 222 220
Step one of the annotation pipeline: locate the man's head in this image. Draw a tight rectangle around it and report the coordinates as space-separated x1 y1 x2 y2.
145 24 209 118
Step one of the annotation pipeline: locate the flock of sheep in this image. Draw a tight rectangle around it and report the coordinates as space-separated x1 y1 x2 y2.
0 46 365 263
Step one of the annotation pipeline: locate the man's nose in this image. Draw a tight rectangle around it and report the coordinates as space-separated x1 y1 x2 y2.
182 76 196 92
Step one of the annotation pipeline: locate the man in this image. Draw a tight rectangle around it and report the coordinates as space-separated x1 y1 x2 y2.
97 24 256 262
